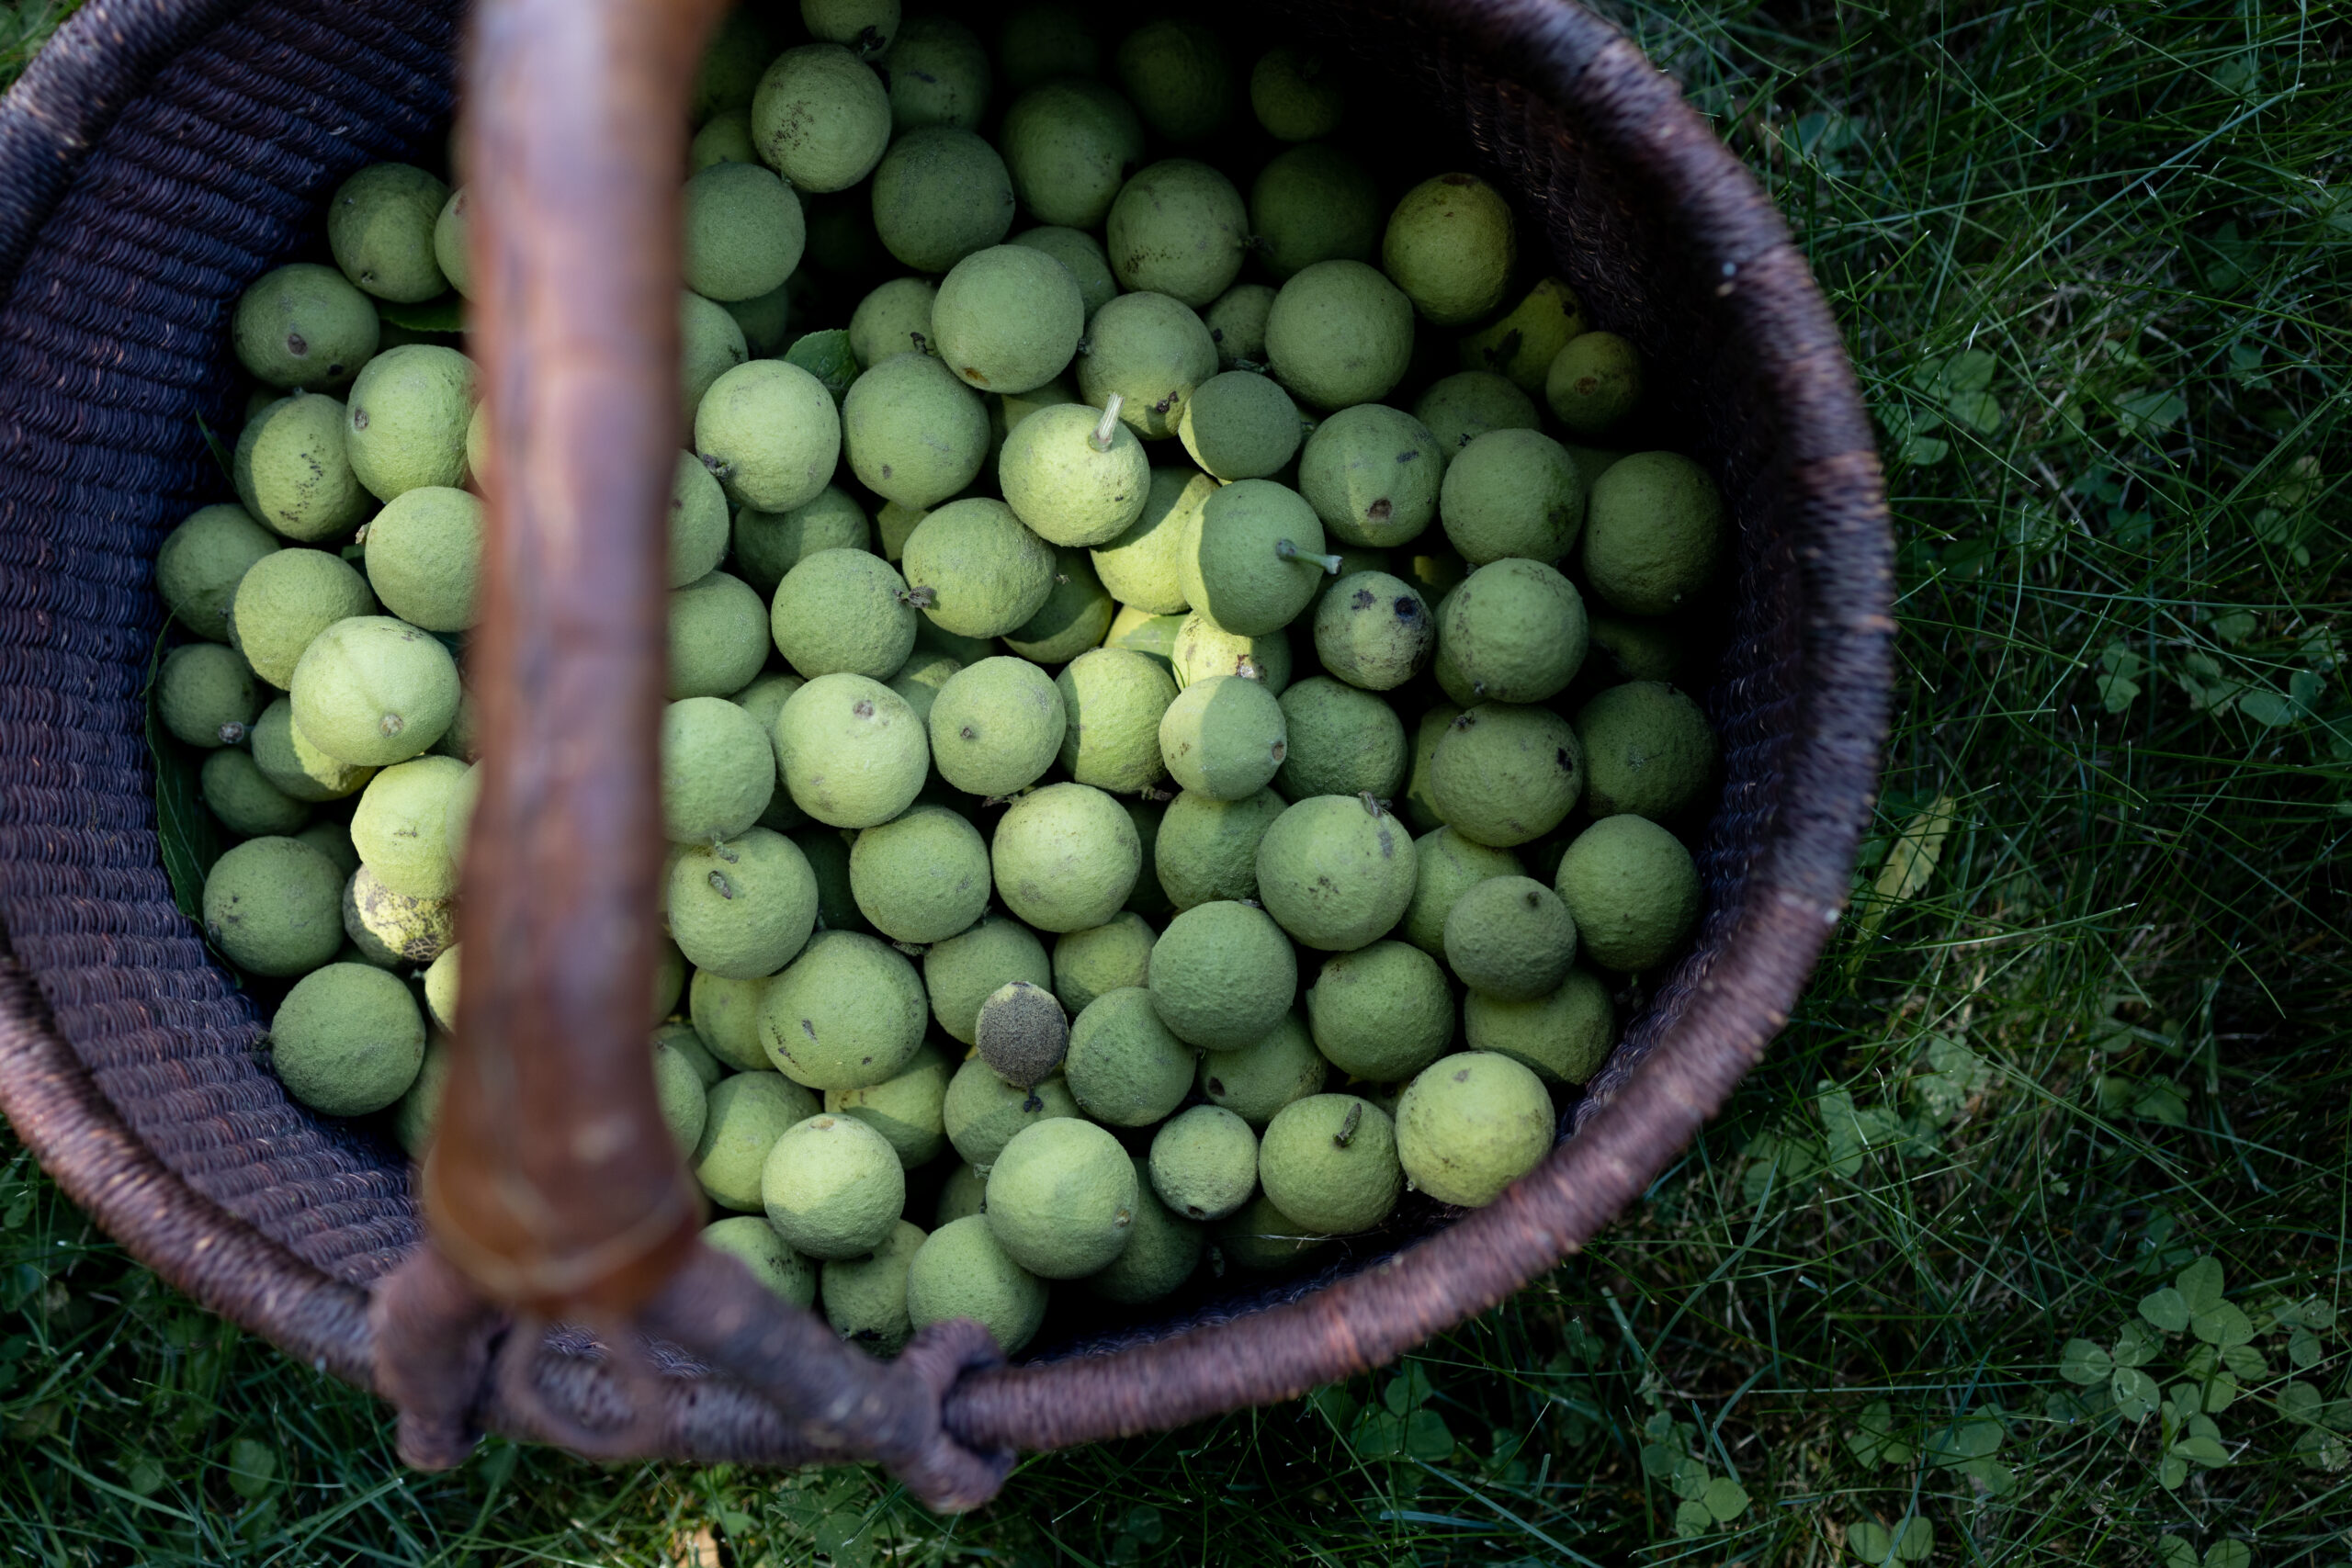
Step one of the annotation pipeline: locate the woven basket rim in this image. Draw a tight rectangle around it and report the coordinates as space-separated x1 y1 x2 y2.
0 0 1894 1461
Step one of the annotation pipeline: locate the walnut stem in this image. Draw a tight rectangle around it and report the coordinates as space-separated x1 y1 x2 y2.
1089 394 1125 452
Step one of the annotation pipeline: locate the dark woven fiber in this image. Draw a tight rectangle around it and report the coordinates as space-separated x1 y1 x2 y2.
0 0 460 1301
0 0 1890 1468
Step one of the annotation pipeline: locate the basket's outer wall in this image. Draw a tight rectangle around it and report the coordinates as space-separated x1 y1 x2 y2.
0 0 1892 1461
0 0 459 1378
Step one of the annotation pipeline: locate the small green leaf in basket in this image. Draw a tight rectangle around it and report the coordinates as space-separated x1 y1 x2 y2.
786 329 859 404
145 641 225 925
375 293 467 334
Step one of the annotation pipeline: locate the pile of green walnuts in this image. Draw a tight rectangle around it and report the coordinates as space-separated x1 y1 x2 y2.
156 0 1726 1357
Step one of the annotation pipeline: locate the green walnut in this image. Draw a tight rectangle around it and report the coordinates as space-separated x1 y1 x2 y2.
821 1218 923 1353
1439 428 1587 566
1159 674 1287 802
1179 479 1329 639
1196 1010 1326 1127
203 836 344 976
199 749 308 838
1250 47 1341 141
158 503 279 642
999 79 1145 230
759 930 928 1091
1214 1190 1329 1271
1148 898 1296 1052
1436 558 1589 705
250 695 373 804
942 1056 1080 1170
684 288 752 419
362 485 481 633
341 863 453 968
1395 1051 1555 1206
689 968 778 1074
1250 142 1380 283
1580 451 1724 616
1178 370 1301 482
1306 939 1454 1082
288 615 458 766
1398 704 1460 835
235 394 372 542
704 1214 818 1307
1065 987 1193 1127
1573 681 1716 821
692 1071 820 1212
775 672 928 829
1148 1103 1257 1221
1428 705 1585 849
825 1046 952 1168
848 805 991 944
1552 814 1701 971
662 695 775 842
350 754 469 899
984 1116 1137 1278
999 401 1149 548
1106 159 1248 309
848 276 937 369
1170 611 1291 694
1414 371 1540 462
1400 825 1523 954
763 1111 905 1259
1254 793 1417 953
752 44 892 193
232 263 379 389
1443 875 1577 1000
327 163 449 302
345 344 477 502
1114 17 1232 142
924 913 1050 1046
1051 911 1155 1017
1461 276 1589 393
900 498 1057 638
269 962 426 1116
1075 289 1218 441
879 14 988 130
1153 785 1283 910
871 127 1015 274
906 1214 1047 1354
929 656 1065 797
931 243 1084 395
1263 261 1413 411
1084 1158 1204 1304
669 570 768 698
1382 174 1516 326
156 643 259 749
669 829 820 980
1009 226 1117 317
1274 677 1408 802
653 1030 711 1152
991 782 1141 933
1313 571 1432 692
1055 647 1175 793
770 547 917 682
1296 403 1443 548
697 359 843 513
1544 330 1641 436
1204 282 1276 369
1259 1093 1399 1235
843 352 989 510
1462 967 1615 1086
1004 545 1116 664
733 485 871 596
683 161 806 305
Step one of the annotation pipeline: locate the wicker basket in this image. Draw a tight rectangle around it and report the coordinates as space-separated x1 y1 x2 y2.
0 0 1891 1506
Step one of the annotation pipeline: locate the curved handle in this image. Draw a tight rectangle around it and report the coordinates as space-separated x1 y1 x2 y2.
372 0 1012 1510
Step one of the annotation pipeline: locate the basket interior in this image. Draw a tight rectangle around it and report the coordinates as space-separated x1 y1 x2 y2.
0 0 1798 1362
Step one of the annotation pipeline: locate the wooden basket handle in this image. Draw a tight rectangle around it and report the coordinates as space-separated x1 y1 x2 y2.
367 0 1012 1511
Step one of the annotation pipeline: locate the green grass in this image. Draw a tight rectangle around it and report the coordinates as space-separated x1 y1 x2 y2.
6 0 2350 1562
